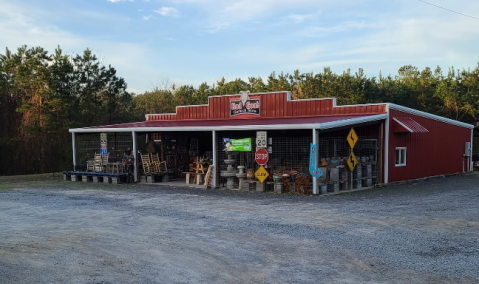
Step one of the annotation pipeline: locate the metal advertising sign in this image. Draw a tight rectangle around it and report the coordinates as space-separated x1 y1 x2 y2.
309 143 323 178
347 127 358 171
223 138 252 151
230 91 260 117
255 165 269 183
347 151 358 171
256 131 267 148
100 133 108 155
255 148 269 165
347 128 358 149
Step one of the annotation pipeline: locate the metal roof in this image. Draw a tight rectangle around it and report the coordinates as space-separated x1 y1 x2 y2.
392 117 429 133
69 114 388 133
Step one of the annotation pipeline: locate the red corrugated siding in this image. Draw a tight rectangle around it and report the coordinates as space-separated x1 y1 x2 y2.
146 92 387 121
388 109 471 182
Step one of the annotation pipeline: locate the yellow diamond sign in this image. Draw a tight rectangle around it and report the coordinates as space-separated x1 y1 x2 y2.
255 165 269 183
347 128 358 149
347 151 358 171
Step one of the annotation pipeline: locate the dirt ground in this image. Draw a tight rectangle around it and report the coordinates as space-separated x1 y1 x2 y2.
0 173 478 284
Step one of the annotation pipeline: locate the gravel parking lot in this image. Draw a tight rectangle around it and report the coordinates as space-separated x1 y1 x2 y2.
1 173 478 283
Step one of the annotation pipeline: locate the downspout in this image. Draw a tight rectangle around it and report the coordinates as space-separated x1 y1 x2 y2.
312 128 318 195
72 132 77 171
384 104 390 184
470 128 474 172
132 131 137 182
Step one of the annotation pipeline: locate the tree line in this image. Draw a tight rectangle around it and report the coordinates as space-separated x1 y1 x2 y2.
1 45 478 175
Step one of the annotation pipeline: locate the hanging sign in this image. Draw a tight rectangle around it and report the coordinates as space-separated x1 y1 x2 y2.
230 91 260 117
100 133 108 155
255 165 269 183
256 131 267 148
223 138 252 151
309 143 323 178
255 148 269 165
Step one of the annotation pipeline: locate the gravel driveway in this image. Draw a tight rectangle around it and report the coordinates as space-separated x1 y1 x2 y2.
0 173 478 283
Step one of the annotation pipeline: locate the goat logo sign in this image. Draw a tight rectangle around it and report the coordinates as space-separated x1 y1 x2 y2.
230 91 260 116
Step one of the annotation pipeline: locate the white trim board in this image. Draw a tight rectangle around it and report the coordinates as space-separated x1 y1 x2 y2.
69 114 388 134
388 104 473 129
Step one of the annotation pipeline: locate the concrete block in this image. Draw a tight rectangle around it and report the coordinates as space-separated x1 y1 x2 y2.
92 176 99 183
147 175 154 184
103 176 110 184
140 175 146 183
71 175 78 182
82 176 88 183
256 182 265 192
320 184 327 194
111 177 119 184
274 183 283 193
63 174 69 181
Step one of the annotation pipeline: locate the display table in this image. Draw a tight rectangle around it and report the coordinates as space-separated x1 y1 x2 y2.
107 162 124 174
182 172 204 185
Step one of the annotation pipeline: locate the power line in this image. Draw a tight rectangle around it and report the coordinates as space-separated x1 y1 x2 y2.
417 0 479 20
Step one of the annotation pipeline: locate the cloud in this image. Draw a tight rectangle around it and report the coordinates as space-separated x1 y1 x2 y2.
154 7 179 17
288 13 315 24
143 15 153 20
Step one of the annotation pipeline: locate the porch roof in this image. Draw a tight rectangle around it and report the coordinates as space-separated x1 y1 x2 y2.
69 114 388 133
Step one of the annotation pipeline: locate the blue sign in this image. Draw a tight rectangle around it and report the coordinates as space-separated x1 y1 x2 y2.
100 148 108 155
309 143 323 178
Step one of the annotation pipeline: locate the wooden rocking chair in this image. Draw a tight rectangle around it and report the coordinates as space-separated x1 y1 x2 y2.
86 160 94 172
100 153 109 172
150 152 168 175
93 153 102 172
140 153 153 175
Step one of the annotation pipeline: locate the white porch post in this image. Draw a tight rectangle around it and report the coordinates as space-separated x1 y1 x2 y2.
384 106 390 184
132 131 138 182
312 128 319 195
212 130 217 188
72 132 77 171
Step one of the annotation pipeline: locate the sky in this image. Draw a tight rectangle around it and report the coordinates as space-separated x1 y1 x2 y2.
1 0 479 93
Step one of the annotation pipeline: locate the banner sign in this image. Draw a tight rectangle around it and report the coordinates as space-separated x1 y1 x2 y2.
309 143 323 178
223 138 252 151
230 91 260 117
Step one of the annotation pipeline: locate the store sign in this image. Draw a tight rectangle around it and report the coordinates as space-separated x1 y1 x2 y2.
309 143 323 178
255 166 269 183
256 131 267 148
223 138 252 151
230 91 260 116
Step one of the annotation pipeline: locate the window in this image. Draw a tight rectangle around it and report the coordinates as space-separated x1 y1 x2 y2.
395 147 406 167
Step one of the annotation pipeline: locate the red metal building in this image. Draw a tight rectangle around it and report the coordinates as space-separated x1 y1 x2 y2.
69 91 473 192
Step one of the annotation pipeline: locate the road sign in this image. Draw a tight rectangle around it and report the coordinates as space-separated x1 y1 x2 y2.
256 131 267 148
255 165 269 183
347 151 358 171
347 128 358 149
255 148 269 165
